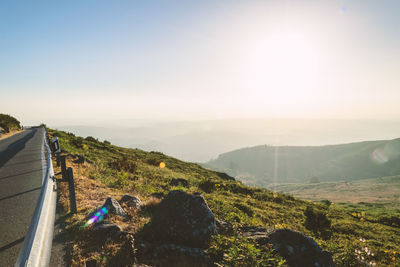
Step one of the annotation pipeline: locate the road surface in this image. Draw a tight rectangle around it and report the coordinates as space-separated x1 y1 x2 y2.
0 128 45 266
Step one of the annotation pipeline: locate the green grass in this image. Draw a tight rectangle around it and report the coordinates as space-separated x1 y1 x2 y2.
0 113 21 132
50 128 400 266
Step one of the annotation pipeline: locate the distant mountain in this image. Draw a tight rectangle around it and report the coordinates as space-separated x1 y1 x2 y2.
205 138 400 185
53 118 400 162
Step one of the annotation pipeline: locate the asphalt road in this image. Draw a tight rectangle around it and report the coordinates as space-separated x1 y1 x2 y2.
0 128 44 266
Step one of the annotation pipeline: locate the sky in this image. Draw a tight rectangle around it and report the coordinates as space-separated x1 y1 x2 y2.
1 0 400 126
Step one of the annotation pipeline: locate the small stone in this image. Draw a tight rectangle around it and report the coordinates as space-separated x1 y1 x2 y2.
103 197 127 217
215 219 233 235
92 222 121 237
239 225 271 245
120 195 141 209
85 259 97 267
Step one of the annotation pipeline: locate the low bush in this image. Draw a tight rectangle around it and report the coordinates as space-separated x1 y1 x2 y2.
207 235 286 266
85 136 98 143
304 206 331 233
378 215 400 228
109 156 137 173
199 179 216 193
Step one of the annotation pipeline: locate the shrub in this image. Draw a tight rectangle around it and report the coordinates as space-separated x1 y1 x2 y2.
304 206 331 233
103 140 111 145
321 199 332 207
378 215 400 228
0 114 21 132
234 202 254 217
225 183 254 195
207 235 286 266
71 137 83 148
199 179 216 193
85 136 98 142
145 156 160 166
254 192 273 201
109 156 137 173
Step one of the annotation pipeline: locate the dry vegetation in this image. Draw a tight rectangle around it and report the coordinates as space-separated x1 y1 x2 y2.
49 128 400 266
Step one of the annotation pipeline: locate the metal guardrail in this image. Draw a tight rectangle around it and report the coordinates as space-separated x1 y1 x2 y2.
15 128 57 267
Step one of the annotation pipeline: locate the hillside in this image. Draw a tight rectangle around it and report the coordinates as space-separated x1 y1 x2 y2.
0 114 21 133
49 128 400 266
205 139 400 185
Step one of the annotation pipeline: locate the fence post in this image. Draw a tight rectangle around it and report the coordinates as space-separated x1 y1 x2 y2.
67 167 77 213
56 153 61 166
60 155 67 180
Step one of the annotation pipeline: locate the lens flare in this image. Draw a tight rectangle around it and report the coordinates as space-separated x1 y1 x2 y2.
159 162 166 168
84 206 109 227
371 149 388 164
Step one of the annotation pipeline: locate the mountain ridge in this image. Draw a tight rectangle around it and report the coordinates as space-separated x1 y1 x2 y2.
205 138 400 185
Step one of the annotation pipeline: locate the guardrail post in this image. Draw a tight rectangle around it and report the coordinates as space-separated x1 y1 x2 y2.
60 155 67 180
56 153 61 166
51 137 60 154
67 167 77 213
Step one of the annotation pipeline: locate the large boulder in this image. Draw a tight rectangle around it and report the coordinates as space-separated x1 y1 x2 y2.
150 190 217 248
267 229 334 267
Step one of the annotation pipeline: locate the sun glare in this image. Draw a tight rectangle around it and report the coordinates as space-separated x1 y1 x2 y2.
243 29 322 114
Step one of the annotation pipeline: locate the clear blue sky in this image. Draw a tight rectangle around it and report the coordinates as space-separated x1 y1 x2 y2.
1 1 400 126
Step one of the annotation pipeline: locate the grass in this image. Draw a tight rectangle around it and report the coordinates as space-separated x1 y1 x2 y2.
268 176 400 204
49 128 400 266
0 113 21 132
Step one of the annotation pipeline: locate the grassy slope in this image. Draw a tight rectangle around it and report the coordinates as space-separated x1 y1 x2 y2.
49 129 400 266
0 114 21 132
205 139 400 184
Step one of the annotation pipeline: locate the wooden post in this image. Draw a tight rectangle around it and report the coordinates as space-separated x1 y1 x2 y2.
56 153 61 166
67 167 77 213
60 155 67 180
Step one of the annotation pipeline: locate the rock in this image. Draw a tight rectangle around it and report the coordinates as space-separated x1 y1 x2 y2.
267 229 334 267
239 225 268 233
114 230 135 241
215 219 233 235
85 259 97 267
170 178 189 187
136 242 212 267
118 234 136 264
121 195 141 209
103 197 127 217
92 222 121 237
150 190 217 248
242 231 270 246
239 225 271 245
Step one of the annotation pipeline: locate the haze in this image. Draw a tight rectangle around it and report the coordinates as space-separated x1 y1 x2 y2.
1 1 400 161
